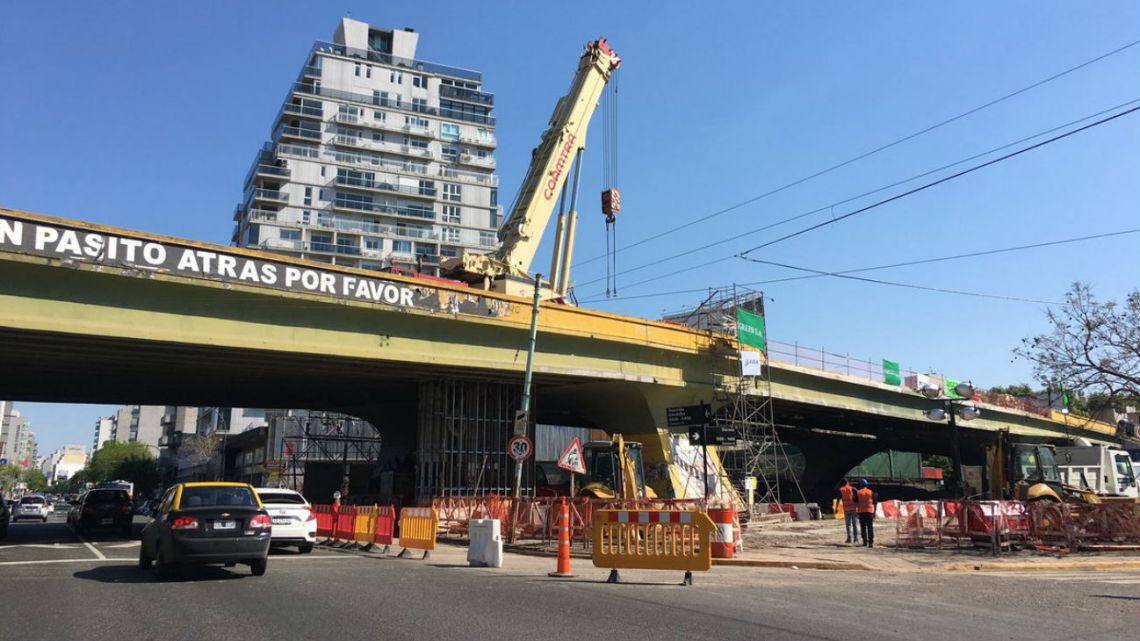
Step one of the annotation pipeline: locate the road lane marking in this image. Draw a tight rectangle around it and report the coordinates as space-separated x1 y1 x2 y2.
103 542 141 548
0 544 84 550
80 538 107 560
0 558 134 566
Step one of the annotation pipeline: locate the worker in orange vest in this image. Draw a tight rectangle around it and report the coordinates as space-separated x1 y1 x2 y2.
856 479 876 547
837 479 859 545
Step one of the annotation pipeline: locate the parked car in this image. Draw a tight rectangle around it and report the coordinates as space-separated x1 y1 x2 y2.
0 493 9 539
254 488 316 553
68 488 133 536
14 495 50 522
139 482 271 578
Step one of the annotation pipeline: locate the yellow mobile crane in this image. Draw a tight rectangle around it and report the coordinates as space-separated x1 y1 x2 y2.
441 38 621 298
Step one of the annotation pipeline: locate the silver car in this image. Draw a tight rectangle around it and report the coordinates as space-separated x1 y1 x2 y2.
14 495 49 522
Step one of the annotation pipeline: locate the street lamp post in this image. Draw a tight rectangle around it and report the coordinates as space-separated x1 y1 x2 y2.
921 381 979 499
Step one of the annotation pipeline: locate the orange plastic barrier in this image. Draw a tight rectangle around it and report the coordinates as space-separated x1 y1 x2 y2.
397 507 439 559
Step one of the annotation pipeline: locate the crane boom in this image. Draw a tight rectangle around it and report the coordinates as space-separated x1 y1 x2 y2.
441 38 620 297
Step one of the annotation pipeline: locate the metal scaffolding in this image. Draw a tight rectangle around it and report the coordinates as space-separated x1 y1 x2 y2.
666 285 804 509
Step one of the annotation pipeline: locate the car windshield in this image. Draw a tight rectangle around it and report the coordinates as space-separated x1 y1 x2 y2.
179 486 257 508
86 491 129 505
19 497 44 505
1115 454 1135 482
258 492 306 505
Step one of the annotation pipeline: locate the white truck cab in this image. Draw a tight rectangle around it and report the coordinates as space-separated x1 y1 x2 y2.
1056 445 1139 498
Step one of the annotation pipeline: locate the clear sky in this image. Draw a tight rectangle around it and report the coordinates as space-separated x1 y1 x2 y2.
2 1 1138 454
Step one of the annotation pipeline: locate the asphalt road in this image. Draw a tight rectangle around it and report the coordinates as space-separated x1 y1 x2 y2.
1 515 1138 641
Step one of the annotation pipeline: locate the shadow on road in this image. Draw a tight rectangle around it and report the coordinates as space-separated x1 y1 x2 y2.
1093 594 1140 601
73 564 248 584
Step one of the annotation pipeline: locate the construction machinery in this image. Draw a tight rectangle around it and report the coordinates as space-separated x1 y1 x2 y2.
985 430 1098 503
578 434 657 500
1056 443 1139 498
441 38 621 298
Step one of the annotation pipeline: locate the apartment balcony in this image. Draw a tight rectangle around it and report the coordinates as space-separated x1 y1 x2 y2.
459 132 496 148
259 237 304 251
252 164 291 180
438 165 498 187
458 152 496 170
281 102 324 119
249 188 289 205
439 84 494 107
331 199 437 221
309 241 362 257
334 175 437 199
275 123 323 143
302 64 322 78
311 40 482 82
293 81 496 127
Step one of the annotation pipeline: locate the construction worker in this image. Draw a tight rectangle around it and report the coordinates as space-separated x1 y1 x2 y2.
837 479 859 545
856 479 875 547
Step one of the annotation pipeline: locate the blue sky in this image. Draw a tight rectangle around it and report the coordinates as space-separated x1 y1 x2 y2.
2 2 1138 454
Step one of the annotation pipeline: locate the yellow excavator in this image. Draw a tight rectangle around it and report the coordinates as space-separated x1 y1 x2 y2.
577 434 657 500
986 430 1098 503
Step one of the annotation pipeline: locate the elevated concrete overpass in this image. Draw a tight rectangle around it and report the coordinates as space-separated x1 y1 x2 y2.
0 207 1122 501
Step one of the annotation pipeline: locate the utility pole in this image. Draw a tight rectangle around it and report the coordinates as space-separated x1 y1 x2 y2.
513 273 543 501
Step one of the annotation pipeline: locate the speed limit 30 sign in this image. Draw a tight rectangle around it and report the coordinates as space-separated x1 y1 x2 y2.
507 434 533 461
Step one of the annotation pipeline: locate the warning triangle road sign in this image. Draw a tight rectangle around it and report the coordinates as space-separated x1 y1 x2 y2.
556 437 586 474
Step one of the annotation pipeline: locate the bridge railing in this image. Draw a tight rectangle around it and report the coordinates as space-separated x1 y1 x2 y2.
766 340 919 383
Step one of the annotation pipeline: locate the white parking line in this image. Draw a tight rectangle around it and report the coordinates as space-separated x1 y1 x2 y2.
0 558 133 566
79 538 107 560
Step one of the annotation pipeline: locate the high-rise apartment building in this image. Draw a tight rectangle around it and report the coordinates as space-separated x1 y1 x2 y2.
93 416 113 452
232 18 500 275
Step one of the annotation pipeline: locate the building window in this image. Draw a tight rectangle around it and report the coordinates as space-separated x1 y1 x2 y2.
373 90 388 106
440 246 459 257
373 110 386 122
442 227 461 243
366 65 372 79
440 123 460 142
404 115 429 129
354 63 361 77
304 186 312 206
392 239 412 253
413 74 427 89
479 231 496 247
390 70 402 84
443 183 461 202
418 180 436 196
365 238 381 250
490 188 498 207
477 128 493 140
441 145 459 163
320 167 326 178
411 97 427 113
280 229 301 241
301 210 311 225
372 132 382 141
405 136 429 150
442 205 461 224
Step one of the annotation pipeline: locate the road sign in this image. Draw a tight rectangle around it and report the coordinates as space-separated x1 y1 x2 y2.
513 410 529 435
689 426 737 446
556 437 586 474
667 404 711 428
508 434 533 461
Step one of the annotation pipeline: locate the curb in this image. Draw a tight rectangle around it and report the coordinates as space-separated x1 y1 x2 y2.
946 560 1140 572
713 558 875 571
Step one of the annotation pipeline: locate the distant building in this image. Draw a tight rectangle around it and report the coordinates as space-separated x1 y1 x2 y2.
231 17 500 276
92 416 113 452
41 445 87 482
107 405 165 454
1 408 37 468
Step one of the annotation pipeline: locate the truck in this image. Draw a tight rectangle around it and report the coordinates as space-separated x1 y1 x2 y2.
1055 444 1139 498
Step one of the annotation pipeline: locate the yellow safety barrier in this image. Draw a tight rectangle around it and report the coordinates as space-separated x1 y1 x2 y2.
592 509 714 585
397 507 439 560
353 505 378 548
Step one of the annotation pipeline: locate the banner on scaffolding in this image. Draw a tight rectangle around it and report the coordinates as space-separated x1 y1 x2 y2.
882 359 901 386
736 308 766 351
740 350 762 376
666 436 741 508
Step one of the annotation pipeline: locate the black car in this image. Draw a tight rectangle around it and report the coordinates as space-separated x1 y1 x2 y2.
139 482 271 578
0 493 9 539
69 488 133 536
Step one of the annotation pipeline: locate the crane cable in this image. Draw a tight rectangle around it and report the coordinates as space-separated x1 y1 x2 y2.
602 67 621 297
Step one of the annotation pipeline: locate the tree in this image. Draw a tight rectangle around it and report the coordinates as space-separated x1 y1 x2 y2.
1017 283 1140 398
182 433 222 469
84 441 158 492
21 469 48 493
987 384 1036 397
0 464 22 492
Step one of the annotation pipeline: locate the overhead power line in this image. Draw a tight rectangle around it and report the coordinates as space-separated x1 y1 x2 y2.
571 37 1140 270
576 226 1140 305
573 100 1140 299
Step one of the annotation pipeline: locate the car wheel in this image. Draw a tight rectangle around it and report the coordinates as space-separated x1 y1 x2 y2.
249 558 267 576
299 544 313 554
138 546 153 570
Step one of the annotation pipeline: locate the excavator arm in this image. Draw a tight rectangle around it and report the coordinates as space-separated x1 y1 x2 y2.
441 38 620 296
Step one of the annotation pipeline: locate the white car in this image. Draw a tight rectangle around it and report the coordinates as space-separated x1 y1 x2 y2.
14 495 50 522
255 488 316 553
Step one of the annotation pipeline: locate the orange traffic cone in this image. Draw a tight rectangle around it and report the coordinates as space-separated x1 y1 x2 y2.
548 497 573 578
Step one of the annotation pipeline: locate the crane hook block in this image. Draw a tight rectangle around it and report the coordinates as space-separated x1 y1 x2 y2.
602 187 622 216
